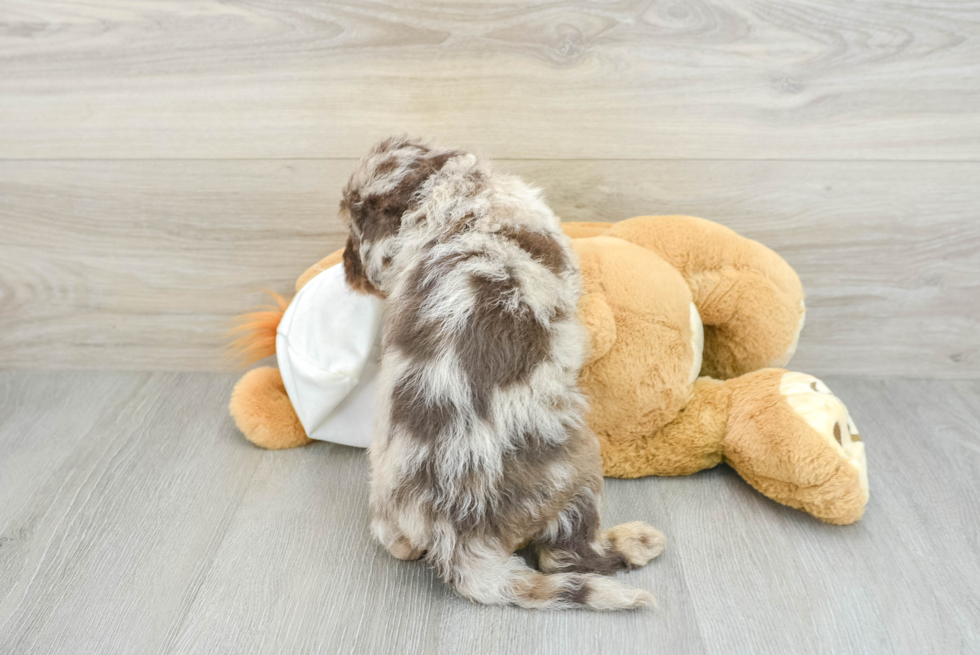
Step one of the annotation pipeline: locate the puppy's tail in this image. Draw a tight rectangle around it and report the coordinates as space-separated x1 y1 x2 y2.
443 548 654 611
226 291 289 365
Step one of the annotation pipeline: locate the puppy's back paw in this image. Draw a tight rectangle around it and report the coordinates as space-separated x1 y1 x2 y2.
603 521 665 569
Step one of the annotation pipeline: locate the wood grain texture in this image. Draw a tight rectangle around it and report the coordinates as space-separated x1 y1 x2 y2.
1 372 978 654
2 159 977 377
1 0 978 160
0 372 265 654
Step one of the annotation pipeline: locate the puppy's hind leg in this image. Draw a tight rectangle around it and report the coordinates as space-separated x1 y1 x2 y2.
371 513 425 561
536 491 665 574
601 521 666 569
386 534 424 561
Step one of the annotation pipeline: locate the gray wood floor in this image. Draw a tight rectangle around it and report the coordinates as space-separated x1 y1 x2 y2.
1 372 977 654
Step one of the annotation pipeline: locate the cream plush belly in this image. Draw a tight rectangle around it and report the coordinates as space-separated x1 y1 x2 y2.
276 264 383 448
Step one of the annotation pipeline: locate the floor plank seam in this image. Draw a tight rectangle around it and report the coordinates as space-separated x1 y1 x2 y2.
154 450 265 655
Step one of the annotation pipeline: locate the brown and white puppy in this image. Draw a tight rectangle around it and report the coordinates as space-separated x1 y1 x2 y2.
340 137 665 610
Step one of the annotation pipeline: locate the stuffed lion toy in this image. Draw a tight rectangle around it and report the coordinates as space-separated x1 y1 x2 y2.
230 215 868 525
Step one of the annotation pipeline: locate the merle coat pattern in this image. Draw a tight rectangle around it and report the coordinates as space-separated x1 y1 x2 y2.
340 137 665 610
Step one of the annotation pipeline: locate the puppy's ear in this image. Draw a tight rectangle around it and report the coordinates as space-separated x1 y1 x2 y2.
343 234 385 298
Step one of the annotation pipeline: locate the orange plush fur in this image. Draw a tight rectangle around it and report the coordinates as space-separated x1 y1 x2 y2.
227 291 289 365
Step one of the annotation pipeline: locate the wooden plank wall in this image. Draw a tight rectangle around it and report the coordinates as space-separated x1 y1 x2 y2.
1 1 978 377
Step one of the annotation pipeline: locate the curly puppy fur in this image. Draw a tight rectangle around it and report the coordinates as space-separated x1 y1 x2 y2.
340 137 664 610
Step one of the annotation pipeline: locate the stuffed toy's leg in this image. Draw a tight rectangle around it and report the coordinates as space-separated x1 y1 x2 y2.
227 290 311 450
598 216 807 379
596 376 729 479
229 367 312 450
